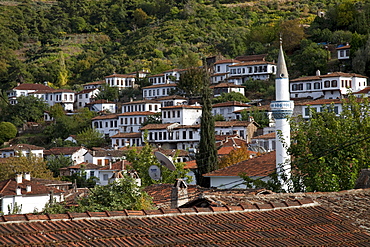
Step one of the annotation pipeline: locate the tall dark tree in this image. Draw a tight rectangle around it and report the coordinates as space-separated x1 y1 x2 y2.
195 68 218 187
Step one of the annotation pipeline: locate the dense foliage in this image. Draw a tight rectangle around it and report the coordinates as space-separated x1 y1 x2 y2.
2 0 370 93
289 95 370 192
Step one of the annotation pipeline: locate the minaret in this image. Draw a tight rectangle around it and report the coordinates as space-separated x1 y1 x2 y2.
270 38 294 191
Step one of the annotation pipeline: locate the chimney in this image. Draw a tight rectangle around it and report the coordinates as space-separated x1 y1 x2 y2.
171 179 188 209
24 172 31 181
15 174 22 184
16 186 21 195
26 185 31 193
316 70 321 76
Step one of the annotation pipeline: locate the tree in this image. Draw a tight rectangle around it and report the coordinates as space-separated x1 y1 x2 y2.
279 19 306 53
75 127 106 149
219 144 251 169
288 95 370 192
4 95 49 127
44 174 153 214
177 67 208 98
0 156 54 181
126 131 192 187
212 92 249 104
241 108 269 127
95 84 119 102
0 122 17 145
195 68 218 187
141 112 162 127
46 154 73 177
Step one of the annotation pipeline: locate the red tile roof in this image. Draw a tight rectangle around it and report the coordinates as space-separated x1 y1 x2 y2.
139 123 175 130
0 144 44 151
0 178 64 196
99 160 130 170
291 72 368 82
214 59 240 64
253 132 276 139
111 132 142 138
67 162 102 170
85 99 115 105
184 160 197 169
76 88 99 94
105 73 135 78
91 113 119 120
354 86 370 94
217 146 236 155
44 147 88 156
0 198 369 245
121 99 160 105
83 80 105 86
213 101 251 108
204 151 275 177
12 83 53 91
210 82 245 88
155 95 187 100
142 83 177 89
229 61 275 66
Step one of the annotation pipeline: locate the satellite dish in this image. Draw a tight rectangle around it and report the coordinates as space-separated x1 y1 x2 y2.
148 165 161 180
154 151 176 171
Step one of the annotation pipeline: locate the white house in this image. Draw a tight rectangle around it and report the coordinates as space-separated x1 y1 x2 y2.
104 73 137 90
212 59 240 84
75 88 100 109
82 80 105 90
140 123 200 150
251 132 276 152
294 98 343 119
86 99 116 113
210 83 245 97
155 95 188 108
290 71 368 100
148 69 185 85
142 83 177 99
0 144 44 158
83 149 126 166
227 61 276 84
44 146 90 165
91 114 119 137
212 101 251 120
0 173 64 215
60 162 101 180
161 105 202 125
98 160 127 186
118 111 155 133
203 151 275 189
336 44 350 60
6 83 53 105
121 100 161 113
30 89 76 111
213 121 259 143
111 132 143 148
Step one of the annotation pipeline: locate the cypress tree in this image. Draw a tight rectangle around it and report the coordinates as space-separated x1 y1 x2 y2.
195 68 218 187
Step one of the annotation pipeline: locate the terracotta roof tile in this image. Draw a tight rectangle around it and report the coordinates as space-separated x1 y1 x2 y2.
85 99 115 105
155 95 187 100
253 132 276 139
105 74 135 78
184 160 197 169
142 83 177 89
111 132 142 138
229 61 275 66
217 146 236 155
12 83 53 91
0 178 64 196
0 144 45 151
44 147 88 156
161 105 202 109
214 59 241 64
83 80 105 86
203 151 275 177
67 162 102 170
121 99 160 105
210 82 245 88
91 114 119 120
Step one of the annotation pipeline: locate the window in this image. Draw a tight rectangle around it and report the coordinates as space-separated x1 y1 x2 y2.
314 82 321 89
90 171 95 177
177 111 180 118
183 131 186 139
149 105 152 111
162 89 165 95
97 159 102 166
331 80 337 87
85 94 88 98
159 132 162 140
189 131 193 139
292 84 297 91
125 118 128 124
155 105 158 111
334 106 339 114
304 107 310 116
173 111 176 118
163 112 166 118
306 83 311 90
217 65 220 72
176 131 179 140
324 80 330 88
163 132 167 140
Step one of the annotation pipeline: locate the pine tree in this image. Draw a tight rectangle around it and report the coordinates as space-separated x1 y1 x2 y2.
195 68 218 187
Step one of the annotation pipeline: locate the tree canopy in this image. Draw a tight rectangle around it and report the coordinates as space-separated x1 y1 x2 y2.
289 95 370 192
212 92 249 104
0 122 17 145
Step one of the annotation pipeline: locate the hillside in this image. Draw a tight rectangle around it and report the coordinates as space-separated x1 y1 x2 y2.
0 0 368 91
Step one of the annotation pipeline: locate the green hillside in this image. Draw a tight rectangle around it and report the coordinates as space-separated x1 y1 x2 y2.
0 0 369 91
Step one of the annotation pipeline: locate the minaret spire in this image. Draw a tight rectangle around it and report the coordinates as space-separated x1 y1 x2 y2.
270 38 294 192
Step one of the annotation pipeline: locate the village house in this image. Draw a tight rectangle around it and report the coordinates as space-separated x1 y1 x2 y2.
251 132 276 152
148 68 185 85
59 162 101 180
211 59 240 84
203 151 276 189
75 88 100 109
85 99 116 113
30 89 75 111
0 144 44 158
44 146 89 165
227 61 277 84
111 132 142 148
118 111 154 133
83 149 126 166
212 101 251 120
6 83 53 105
121 99 161 113
155 95 187 107
104 72 148 91
142 83 177 99
98 160 127 186
210 82 245 97
82 80 105 90
91 114 119 137
0 173 64 215
161 104 202 125
336 44 350 60
290 71 368 100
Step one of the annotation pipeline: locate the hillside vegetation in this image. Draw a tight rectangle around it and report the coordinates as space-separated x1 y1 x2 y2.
0 0 369 91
